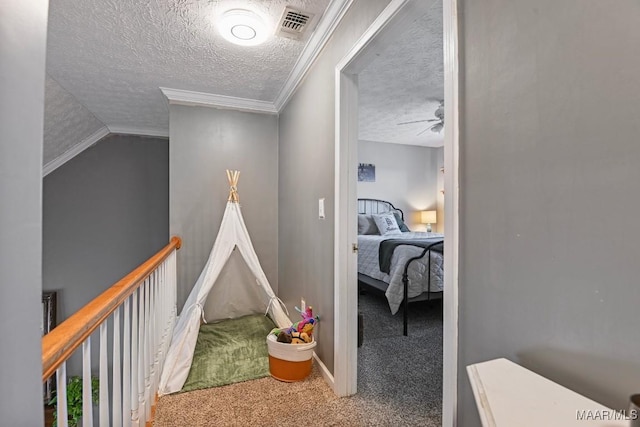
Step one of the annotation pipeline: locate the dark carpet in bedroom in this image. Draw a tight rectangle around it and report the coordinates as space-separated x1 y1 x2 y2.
357 290 443 426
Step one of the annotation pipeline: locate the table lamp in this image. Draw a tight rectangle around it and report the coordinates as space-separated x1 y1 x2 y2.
421 210 437 233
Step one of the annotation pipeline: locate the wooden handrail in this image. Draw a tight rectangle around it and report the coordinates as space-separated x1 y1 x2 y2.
42 236 182 382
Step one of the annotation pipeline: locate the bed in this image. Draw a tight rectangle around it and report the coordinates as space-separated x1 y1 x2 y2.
357 198 444 335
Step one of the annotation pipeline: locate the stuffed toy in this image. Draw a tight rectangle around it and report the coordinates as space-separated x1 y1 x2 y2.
287 306 320 336
276 330 292 343
299 322 314 335
272 329 313 344
290 331 312 344
269 305 320 344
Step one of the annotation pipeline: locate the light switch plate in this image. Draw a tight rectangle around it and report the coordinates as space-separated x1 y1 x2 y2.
318 198 325 219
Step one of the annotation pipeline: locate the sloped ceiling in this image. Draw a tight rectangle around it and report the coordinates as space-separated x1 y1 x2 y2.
43 75 107 166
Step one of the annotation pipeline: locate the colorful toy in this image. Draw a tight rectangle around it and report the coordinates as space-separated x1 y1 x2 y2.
274 330 312 344
288 305 319 335
270 305 320 344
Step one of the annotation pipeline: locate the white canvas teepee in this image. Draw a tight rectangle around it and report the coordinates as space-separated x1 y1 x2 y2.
159 170 291 395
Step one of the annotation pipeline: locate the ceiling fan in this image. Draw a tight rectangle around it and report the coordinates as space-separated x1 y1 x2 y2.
397 100 444 135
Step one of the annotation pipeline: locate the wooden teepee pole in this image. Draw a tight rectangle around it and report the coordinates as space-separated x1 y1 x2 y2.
226 170 240 203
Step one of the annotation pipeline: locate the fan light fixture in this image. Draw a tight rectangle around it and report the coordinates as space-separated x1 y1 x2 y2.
218 9 268 46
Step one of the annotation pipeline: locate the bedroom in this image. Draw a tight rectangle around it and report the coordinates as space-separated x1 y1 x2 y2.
353 1 445 423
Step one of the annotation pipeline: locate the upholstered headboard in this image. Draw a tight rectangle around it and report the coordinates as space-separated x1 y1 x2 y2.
357 198 404 220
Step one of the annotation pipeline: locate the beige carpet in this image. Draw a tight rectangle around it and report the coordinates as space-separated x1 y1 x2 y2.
154 363 436 427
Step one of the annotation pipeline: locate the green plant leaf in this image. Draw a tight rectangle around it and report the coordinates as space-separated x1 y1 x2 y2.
51 375 99 427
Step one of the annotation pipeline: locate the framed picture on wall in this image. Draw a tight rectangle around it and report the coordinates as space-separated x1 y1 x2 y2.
358 163 375 182
42 291 57 403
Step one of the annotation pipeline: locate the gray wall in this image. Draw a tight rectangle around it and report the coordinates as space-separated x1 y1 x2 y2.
0 1 48 424
278 0 391 374
358 140 440 231
458 0 640 424
43 134 169 323
169 105 279 311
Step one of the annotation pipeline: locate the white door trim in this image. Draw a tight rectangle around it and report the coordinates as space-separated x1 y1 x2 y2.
334 0 460 425
441 0 460 424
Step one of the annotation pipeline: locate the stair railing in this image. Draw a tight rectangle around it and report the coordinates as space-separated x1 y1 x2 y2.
42 236 182 427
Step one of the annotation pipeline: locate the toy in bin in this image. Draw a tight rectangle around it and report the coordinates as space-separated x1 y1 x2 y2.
267 305 319 382
270 305 319 344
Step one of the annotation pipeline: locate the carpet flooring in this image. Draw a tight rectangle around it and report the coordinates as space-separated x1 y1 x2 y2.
154 292 443 426
357 290 443 426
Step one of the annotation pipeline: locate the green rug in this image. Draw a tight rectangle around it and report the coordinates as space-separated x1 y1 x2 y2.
181 314 276 393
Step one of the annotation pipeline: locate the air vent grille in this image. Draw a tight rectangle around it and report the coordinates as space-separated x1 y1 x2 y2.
276 7 315 40
283 11 309 31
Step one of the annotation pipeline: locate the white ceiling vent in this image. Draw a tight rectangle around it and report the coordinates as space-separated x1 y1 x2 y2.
275 7 315 40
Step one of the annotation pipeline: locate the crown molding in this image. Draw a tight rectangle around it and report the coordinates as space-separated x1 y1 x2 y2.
43 126 110 177
40 1 352 179
42 124 168 177
158 0 353 115
160 87 278 114
107 125 169 138
273 0 354 111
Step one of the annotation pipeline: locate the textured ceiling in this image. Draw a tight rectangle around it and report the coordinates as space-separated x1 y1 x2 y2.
43 76 106 165
358 0 444 147
44 0 444 169
46 0 331 133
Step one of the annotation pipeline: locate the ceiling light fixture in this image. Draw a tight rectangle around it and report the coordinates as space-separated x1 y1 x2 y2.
218 9 268 46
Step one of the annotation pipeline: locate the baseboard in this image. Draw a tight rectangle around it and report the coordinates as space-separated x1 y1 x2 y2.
312 352 334 390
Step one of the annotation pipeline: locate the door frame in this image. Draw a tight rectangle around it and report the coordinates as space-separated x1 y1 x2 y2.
333 0 460 425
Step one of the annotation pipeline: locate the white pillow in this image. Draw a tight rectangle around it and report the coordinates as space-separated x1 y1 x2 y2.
373 213 402 236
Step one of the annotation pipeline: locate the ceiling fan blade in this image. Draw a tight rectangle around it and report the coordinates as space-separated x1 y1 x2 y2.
416 124 435 136
416 121 444 136
397 118 437 125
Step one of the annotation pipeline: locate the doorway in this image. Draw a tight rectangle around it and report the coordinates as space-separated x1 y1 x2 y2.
333 0 459 425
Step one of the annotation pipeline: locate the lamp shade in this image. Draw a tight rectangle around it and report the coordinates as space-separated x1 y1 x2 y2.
421 210 437 224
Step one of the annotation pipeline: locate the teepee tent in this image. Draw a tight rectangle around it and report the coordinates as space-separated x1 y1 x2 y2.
159 170 291 395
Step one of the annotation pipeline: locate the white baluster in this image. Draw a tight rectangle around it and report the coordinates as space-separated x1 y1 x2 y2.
122 298 131 427
99 323 109 426
83 339 94 427
165 259 171 343
130 290 139 427
144 277 151 420
57 362 69 427
152 268 160 409
149 272 156 401
172 252 178 321
112 307 122 427
138 282 146 426
157 263 164 376
159 261 168 373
